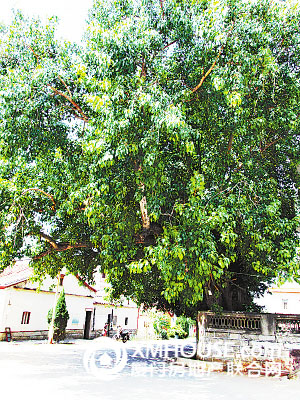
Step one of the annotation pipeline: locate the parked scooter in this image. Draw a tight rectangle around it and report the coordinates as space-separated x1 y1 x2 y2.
112 326 130 343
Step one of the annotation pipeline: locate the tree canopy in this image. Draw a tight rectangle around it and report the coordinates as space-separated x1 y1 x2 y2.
0 0 299 317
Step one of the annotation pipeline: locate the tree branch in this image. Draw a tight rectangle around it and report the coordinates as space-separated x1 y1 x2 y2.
140 193 150 229
25 43 88 122
26 44 39 62
260 137 282 154
33 231 93 260
191 46 224 93
58 75 72 97
191 22 235 93
160 0 165 18
33 249 54 260
135 162 151 229
227 134 234 154
48 85 89 122
141 57 147 78
21 188 56 211
39 232 60 249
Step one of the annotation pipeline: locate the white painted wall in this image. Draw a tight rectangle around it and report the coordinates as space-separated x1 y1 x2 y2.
113 306 139 330
0 270 98 334
0 290 8 331
94 305 111 332
255 281 300 314
0 269 139 337
136 312 156 339
24 273 93 297
0 287 95 333
93 304 138 331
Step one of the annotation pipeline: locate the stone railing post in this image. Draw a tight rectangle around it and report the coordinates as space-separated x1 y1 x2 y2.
197 312 208 335
260 314 276 336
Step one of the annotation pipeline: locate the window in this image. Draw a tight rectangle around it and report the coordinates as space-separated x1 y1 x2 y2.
125 317 128 326
283 299 288 310
101 273 106 279
21 312 31 324
113 315 117 326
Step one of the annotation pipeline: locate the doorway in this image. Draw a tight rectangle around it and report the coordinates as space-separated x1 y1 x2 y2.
84 310 92 339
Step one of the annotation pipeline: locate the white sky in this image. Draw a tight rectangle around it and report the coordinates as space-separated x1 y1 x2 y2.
1 0 94 43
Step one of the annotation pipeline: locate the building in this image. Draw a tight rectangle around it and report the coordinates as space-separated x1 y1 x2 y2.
0 260 139 341
255 280 300 314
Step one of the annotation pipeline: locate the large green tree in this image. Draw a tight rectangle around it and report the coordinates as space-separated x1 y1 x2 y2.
0 0 299 318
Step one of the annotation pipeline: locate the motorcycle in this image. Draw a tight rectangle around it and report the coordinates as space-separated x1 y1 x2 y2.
112 330 130 343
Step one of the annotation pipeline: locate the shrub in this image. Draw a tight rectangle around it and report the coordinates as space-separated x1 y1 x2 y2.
153 313 171 339
168 327 176 338
176 316 190 337
168 325 188 339
48 289 69 342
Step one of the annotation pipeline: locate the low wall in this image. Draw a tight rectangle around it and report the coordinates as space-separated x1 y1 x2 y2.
199 311 300 335
197 312 300 361
0 330 49 341
0 327 137 342
0 329 92 341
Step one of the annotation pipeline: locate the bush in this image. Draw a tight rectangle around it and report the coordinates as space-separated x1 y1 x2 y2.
168 327 176 338
48 289 69 342
168 325 188 339
175 316 191 337
153 313 171 340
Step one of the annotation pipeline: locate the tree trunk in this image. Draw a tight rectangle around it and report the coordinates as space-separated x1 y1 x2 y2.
140 192 150 229
48 274 60 344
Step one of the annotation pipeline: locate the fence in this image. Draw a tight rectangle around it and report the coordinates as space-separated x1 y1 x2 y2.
205 313 261 331
276 316 300 334
198 311 300 336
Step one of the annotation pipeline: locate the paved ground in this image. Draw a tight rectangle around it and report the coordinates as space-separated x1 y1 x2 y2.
0 338 299 400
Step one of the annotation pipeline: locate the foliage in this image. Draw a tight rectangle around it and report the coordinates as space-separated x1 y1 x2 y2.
176 316 191 337
168 324 188 339
47 289 70 342
168 316 194 338
152 312 171 339
0 1 300 318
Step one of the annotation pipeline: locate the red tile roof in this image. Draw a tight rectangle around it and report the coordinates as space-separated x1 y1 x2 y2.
75 274 97 293
0 260 97 293
0 259 32 288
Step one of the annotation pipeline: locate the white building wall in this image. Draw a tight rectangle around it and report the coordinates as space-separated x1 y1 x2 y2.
93 304 113 332
0 268 139 340
93 304 138 332
25 273 93 297
255 281 300 314
2 288 53 332
136 311 156 339
0 290 8 332
113 306 138 330
92 272 139 332
65 293 94 331
1 288 94 333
